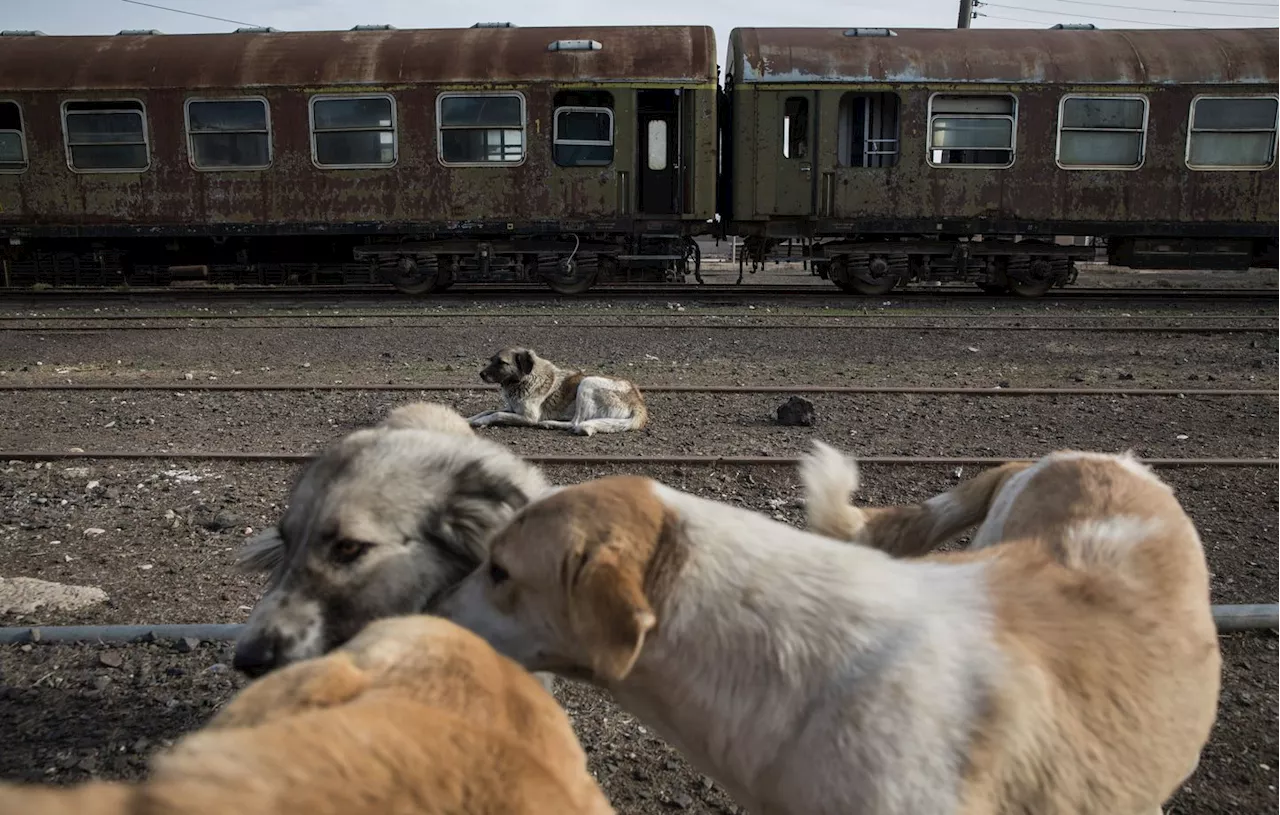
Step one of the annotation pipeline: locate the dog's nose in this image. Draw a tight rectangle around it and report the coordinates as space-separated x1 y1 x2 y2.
232 634 280 678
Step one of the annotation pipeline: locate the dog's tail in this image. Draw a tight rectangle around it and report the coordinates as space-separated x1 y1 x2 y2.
0 779 135 815
799 441 1032 557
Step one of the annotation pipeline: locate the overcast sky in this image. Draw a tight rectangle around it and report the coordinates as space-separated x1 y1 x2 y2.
5 0 1275 54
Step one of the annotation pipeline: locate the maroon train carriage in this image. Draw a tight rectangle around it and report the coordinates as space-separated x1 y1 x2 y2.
721 27 1279 295
0 24 718 293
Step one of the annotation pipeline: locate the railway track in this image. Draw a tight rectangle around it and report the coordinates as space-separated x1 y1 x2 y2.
4 384 1273 396
2 283 1276 306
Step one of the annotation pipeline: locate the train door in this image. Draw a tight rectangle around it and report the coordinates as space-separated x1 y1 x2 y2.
775 91 815 216
637 89 681 216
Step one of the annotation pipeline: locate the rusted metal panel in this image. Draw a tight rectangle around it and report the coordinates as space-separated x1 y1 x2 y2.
0 26 717 91
729 28 1278 86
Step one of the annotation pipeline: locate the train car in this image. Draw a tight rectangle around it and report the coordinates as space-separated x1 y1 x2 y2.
0 24 718 293
721 27 1279 295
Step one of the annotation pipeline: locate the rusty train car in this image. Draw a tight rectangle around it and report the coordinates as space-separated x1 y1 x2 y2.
0 24 1275 296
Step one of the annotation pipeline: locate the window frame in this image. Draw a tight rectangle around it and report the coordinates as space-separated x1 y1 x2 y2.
552 105 615 167
308 92 398 170
1184 94 1279 172
0 99 27 174
436 90 528 168
1055 94 1149 171
925 92 1018 170
183 96 273 172
61 98 152 174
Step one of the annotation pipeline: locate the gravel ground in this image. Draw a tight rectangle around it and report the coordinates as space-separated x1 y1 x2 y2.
0 292 1275 813
0 390 1274 459
0 323 1275 390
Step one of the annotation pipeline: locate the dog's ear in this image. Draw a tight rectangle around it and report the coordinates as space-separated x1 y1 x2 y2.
208 652 371 730
515 349 536 376
567 533 657 682
235 526 285 573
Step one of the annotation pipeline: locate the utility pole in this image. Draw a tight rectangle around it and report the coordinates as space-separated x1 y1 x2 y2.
958 0 974 27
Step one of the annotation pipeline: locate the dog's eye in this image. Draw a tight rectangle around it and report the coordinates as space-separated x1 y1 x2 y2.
331 539 372 565
489 561 510 585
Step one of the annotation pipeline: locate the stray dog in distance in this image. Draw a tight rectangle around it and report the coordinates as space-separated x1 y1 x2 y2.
0 616 614 815
468 347 648 436
799 440 1033 556
231 401 553 686
439 453 1221 815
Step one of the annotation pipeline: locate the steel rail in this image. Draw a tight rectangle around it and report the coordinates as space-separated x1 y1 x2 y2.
1 451 1274 467
2 312 1275 322
1 604 1273 644
4 384 1272 397
1 321 1273 333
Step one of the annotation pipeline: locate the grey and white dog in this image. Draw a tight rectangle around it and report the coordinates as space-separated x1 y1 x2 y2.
468 347 649 436
232 402 550 680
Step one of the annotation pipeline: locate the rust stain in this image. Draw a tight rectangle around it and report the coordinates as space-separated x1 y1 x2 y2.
0 26 717 91
729 28 1278 86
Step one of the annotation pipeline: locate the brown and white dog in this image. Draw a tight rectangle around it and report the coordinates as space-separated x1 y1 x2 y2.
468 347 648 436
0 616 614 815
438 451 1221 815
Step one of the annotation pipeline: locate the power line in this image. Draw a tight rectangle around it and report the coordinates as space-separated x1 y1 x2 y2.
118 0 266 29
1165 0 1277 7
976 2 1198 26
1049 0 1276 19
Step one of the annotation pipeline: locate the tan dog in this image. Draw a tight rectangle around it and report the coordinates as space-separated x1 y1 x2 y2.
468 347 648 436
799 440 1033 556
0 616 614 815
439 452 1220 815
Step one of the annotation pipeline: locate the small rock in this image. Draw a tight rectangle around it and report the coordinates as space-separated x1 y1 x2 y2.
1176 434 1189 440
174 637 201 654
966 346 980 353
61 467 91 480
183 372 194 381
775 396 816 427
165 667 186 677
204 663 229 674
200 510 240 532
99 652 124 669
1117 372 1135 381
670 793 694 809
19 644 32 653
83 528 106 537
92 675 111 691
632 768 650 781
997 380 1011 388
301 362 311 369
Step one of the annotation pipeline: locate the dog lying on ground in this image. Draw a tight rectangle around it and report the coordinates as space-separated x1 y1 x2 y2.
467 347 648 436
0 616 614 815
438 450 1221 815
232 401 554 686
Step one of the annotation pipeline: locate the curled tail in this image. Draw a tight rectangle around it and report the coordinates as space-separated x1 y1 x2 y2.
799 441 1033 557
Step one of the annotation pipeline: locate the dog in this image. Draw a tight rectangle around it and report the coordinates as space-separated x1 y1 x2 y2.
232 401 553 683
467 347 648 436
438 452 1221 815
799 440 1033 556
0 616 614 815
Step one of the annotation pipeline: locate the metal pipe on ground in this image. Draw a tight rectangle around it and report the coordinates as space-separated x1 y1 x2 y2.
0 605 1274 645
0 452 1276 467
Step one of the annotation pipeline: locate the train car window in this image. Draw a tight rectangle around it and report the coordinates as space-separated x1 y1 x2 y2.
185 98 271 170
1186 96 1278 170
837 93 900 168
0 101 26 173
437 92 525 166
647 120 668 171
309 95 397 169
927 94 1015 169
1057 96 1147 170
62 100 150 172
783 97 808 159
553 94 614 168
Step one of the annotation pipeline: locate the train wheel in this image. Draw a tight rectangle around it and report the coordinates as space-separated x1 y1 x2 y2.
1009 257 1055 298
383 255 440 296
833 254 898 296
543 255 598 295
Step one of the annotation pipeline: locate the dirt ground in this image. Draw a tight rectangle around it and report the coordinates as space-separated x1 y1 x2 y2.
0 293 1276 814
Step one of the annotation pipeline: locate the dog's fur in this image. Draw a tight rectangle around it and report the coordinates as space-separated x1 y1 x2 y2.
439 453 1221 815
468 347 648 436
232 401 551 679
799 440 1033 556
0 616 614 815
